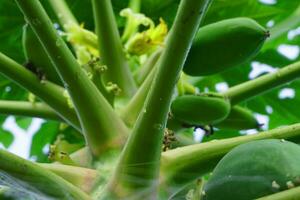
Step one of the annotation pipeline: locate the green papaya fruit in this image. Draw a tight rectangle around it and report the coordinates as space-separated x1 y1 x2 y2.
184 17 269 76
170 93 230 125
22 24 62 85
202 139 300 200
215 106 260 130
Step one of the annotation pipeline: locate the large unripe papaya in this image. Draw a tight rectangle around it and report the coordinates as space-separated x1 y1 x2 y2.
184 17 269 76
215 106 259 130
170 93 230 125
22 24 62 85
202 139 300 200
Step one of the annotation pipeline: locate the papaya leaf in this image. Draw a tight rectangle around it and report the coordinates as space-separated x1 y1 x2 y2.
14 117 32 130
0 117 14 149
205 0 300 26
30 121 59 163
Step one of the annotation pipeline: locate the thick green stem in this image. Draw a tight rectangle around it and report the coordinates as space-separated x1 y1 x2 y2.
223 61 300 105
69 147 93 168
134 48 162 85
120 50 163 127
104 0 212 198
257 185 300 200
0 149 91 200
128 0 141 15
0 100 61 121
48 0 78 26
91 0 137 99
49 0 112 102
121 0 141 42
15 0 129 156
92 72 114 105
160 123 300 192
0 52 80 130
39 163 99 193
48 0 99 60
120 66 156 127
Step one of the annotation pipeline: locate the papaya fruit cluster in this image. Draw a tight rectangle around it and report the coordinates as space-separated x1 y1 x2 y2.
202 139 300 200
169 17 268 132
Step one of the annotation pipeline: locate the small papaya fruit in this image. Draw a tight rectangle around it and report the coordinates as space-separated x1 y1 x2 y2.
215 106 260 130
22 24 62 85
202 139 300 200
170 93 230 126
183 17 269 76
